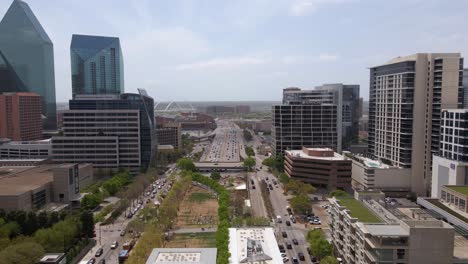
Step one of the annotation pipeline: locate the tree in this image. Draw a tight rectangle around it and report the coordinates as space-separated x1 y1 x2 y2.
243 157 256 171
320 256 338 264
243 129 252 141
245 146 255 157
290 194 311 215
211 171 221 181
0 222 21 239
80 211 94 238
311 237 332 260
278 173 290 184
0 241 45 264
81 194 102 209
176 158 197 172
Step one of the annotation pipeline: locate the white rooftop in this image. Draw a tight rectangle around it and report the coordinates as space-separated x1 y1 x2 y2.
146 248 217 264
286 149 346 161
228 227 283 264
362 224 409 237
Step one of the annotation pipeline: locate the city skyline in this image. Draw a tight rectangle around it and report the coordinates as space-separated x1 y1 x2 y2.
1 0 468 102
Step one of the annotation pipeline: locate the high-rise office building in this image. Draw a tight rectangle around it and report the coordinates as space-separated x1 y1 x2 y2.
368 53 464 195
52 92 156 172
70 34 124 96
0 0 57 130
272 84 359 155
272 100 338 156
0 92 42 141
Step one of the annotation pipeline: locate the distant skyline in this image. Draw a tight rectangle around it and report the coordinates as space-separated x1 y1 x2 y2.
1 0 467 102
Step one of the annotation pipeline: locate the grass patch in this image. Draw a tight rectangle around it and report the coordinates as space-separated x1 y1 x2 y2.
446 186 468 196
189 192 213 202
337 198 381 223
166 232 216 248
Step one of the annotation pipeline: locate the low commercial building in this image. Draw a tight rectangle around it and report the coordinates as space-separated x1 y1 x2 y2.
0 163 93 211
228 227 283 264
0 138 52 159
347 153 411 196
284 147 351 189
330 191 457 264
38 253 66 264
145 248 217 264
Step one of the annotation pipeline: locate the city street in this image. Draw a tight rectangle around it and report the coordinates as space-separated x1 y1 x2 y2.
80 166 175 264
247 171 268 218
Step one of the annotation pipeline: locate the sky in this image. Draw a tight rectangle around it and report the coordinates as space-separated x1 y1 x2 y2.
1 0 468 103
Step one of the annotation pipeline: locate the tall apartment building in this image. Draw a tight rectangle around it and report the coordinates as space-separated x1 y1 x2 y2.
0 0 57 130
463 69 468 108
432 109 468 198
368 53 464 195
0 92 42 141
52 92 155 172
70 34 124 96
330 191 456 264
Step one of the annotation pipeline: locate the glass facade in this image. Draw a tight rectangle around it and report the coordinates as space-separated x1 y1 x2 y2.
0 0 57 130
70 34 124 96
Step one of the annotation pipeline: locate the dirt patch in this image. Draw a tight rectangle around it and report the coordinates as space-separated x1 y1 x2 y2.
165 232 216 248
174 185 219 229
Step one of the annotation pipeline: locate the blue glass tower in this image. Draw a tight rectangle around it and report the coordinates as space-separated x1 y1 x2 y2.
70 34 124 96
0 0 57 130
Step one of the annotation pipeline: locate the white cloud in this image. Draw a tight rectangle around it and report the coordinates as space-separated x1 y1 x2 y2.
174 56 269 71
290 0 352 16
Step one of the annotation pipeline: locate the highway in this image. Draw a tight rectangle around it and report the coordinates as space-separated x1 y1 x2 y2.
201 120 242 163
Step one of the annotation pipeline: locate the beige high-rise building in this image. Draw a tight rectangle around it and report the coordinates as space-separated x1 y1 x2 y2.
368 53 464 195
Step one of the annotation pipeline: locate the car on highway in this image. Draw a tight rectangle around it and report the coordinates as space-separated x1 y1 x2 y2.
282 257 289 263
292 239 298 245
110 241 118 249
94 248 103 257
98 260 105 264
282 231 287 238
286 241 292 249
285 220 291 226
292 257 299 263
87 258 96 264
281 253 287 258
278 244 286 253
298 252 305 261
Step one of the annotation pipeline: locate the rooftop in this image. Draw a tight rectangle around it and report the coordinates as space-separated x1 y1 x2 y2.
228 227 283 264
362 224 408 237
445 186 468 196
286 148 346 161
145 248 217 264
337 198 382 223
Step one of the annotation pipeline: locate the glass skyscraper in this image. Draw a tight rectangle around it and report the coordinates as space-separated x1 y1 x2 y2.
0 0 57 130
70 34 124 96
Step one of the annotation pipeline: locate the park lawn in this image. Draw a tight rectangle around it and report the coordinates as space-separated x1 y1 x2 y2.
189 192 213 203
338 198 381 223
446 186 468 196
165 232 216 248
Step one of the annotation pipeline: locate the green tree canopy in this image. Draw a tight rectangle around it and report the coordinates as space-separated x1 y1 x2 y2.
210 171 221 181
176 158 197 172
80 211 94 238
307 230 333 260
0 241 45 264
245 146 255 157
320 256 338 264
290 194 311 215
243 157 256 171
285 180 316 195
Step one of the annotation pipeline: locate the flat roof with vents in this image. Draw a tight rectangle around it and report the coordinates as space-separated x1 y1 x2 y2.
145 248 217 264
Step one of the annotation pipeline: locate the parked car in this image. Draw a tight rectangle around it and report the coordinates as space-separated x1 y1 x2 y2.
110 241 118 249
94 248 103 257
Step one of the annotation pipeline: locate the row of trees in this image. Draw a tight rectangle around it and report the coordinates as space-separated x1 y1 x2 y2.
0 210 67 239
81 170 131 210
126 175 193 264
0 210 94 264
307 229 336 263
245 146 255 157
191 173 231 264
